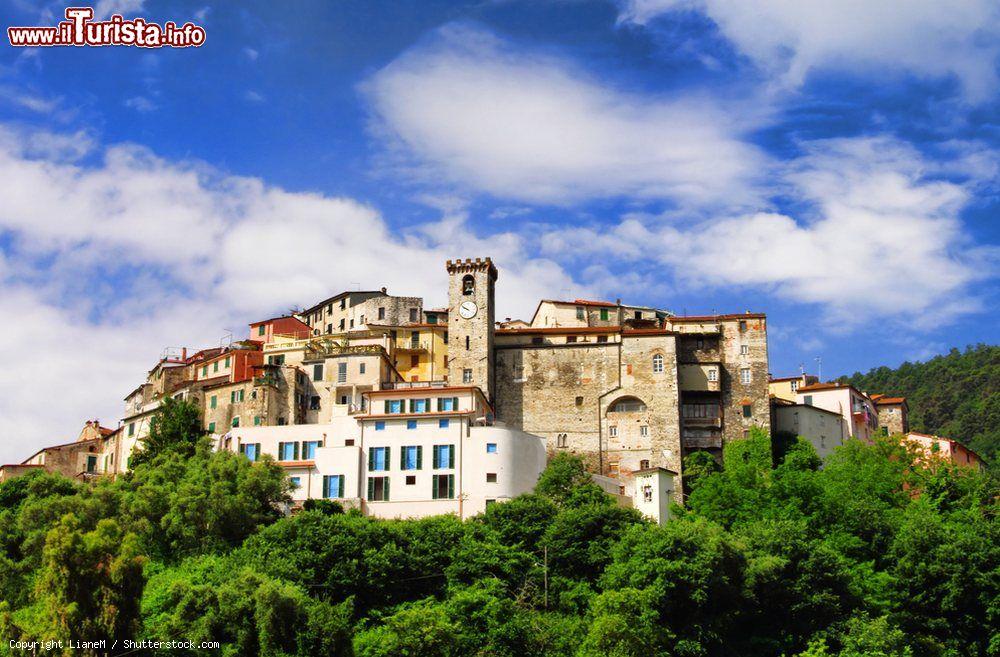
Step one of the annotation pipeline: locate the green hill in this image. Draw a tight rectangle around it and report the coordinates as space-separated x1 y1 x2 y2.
838 344 999 466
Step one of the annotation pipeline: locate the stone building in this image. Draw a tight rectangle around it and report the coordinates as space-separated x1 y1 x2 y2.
298 289 422 335
871 395 909 436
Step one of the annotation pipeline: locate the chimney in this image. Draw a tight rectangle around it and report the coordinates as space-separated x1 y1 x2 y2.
181 347 188 360
381 287 387 294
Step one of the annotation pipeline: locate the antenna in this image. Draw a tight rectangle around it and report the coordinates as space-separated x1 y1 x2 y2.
350 281 361 291
221 332 233 348
798 362 804 376
814 356 822 382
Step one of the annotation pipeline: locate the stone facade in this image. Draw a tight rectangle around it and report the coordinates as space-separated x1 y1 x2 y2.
873 397 909 436
299 290 423 335
446 258 497 401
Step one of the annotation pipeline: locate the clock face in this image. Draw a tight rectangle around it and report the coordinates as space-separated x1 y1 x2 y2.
459 300 478 319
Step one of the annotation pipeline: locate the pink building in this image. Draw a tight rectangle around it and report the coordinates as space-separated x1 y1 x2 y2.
906 432 984 471
796 382 879 442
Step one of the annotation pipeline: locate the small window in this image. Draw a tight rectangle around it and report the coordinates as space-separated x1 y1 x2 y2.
639 459 650 470
465 336 470 350
323 475 344 498
740 344 749 355
313 364 324 381
640 425 648 437
696 338 704 350
340 298 346 310
439 419 450 429
486 442 497 454
531 336 544 345
208 421 216 433
742 404 752 418
652 354 664 373
128 422 135 436
409 308 419 322
359 362 366 375
339 319 345 330
410 355 419 367
567 335 577 343
600 308 609 321
253 416 261 426
486 473 497 483
369 446 389 471
708 368 718 382
575 396 584 407
609 425 618 438
257 325 266 336
405 475 416 485
462 275 475 295
310 396 320 410
288 477 301 491
634 311 642 320
345 438 355 446
576 306 584 320
231 417 240 428
739 320 747 331
407 420 417 430
210 395 217 409
740 368 751 385
375 421 385 431
350 319 354 328
597 335 609 343
462 369 473 383
378 307 386 320
326 324 332 334
557 434 568 448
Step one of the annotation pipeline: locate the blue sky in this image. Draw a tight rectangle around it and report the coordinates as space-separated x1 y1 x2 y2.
0 0 998 460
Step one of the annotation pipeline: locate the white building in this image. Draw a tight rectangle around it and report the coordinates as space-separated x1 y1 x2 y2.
772 401 847 460
795 382 879 443
217 385 547 519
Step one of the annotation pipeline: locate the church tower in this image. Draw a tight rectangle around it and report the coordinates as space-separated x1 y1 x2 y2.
446 258 497 402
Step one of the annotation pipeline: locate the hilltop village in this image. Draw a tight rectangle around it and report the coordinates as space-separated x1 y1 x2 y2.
1 257 983 523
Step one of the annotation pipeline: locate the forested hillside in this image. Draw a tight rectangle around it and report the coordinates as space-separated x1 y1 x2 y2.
0 398 997 657
840 344 999 466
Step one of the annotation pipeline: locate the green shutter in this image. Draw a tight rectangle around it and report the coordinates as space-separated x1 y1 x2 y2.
367 477 374 501
416 446 423 470
294 442 300 461
208 422 215 432
384 478 390 501
432 446 439 469
448 474 454 499
453 397 459 410
432 475 438 500
338 475 345 499
400 448 406 470
323 475 330 498
425 398 431 412
448 445 455 469
385 446 390 469
384 400 391 413
436 397 442 411
368 449 374 470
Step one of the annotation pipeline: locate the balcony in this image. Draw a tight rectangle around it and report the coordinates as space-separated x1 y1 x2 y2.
383 380 449 389
396 341 432 352
682 431 723 450
682 416 722 428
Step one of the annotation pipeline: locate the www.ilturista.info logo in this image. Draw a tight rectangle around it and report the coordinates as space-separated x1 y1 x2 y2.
7 7 206 48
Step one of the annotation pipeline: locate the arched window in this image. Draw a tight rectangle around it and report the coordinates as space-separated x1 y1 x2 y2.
608 397 647 413
652 353 664 373
462 275 475 295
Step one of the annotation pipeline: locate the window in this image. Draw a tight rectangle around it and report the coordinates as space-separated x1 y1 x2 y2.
557 434 568 448
258 325 266 336
279 442 299 461
268 354 285 365
368 446 390 471
597 335 609 343
432 474 455 499
340 298 346 310
278 417 287 426
210 395 217 409
485 499 497 508
349 319 354 329
289 477 301 491
406 475 416 485
600 308 609 321
567 335 577 343
411 398 429 413
231 417 240 428
253 416 261 426
359 362 366 375
202 365 208 376
401 445 423 470
230 389 245 403
427 314 436 324
239 443 260 461
438 397 458 411
742 404 752 418
323 475 344 498
486 473 497 483
339 394 349 405
465 336 470 350
609 398 647 413
313 364 324 381
337 362 347 383
368 476 390 501
740 368 751 385
378 307 386 320
387 399 403 414
86 455 97 473
575 396 584 407
576 306 584 320
410 355 419 367
213 361 219 373
740 344 749 355
339 319 345 331
208 421 216 433
375 421 385 431
224 356 231 368
439 419 450 429
303 440 321 459
531 336 544 345
462 275 475 295
310 396 320 410
639 459 650 470
486 443 497 454
433 444 455 469
634 311 642 320
652 354 664 373
409 308 419 322
407 420 418 430
462 369 473 383
640 425 649 437
708 368 718 382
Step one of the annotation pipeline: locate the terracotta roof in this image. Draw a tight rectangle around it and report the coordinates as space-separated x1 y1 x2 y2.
277 460 316 468
496 326 620 336
670 313 766 322
300 290 386 316
873 396 907 405
358 410 475 420
797 382 863 394
770 375 812 382
363 385 484 397
249 315 308 327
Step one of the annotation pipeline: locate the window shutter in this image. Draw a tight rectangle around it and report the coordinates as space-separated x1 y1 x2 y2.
385 447 391 469
432 446 439 469
417 446 423 470
367 477 374 501
452 397 458 410
384 400 390 413
432 475 438 500
294 442 300 461
436 397 442 412
384 477 390 501
448 474 454 499
400 448 406 470
322 475 330 498
449 445 455 469
424 398 431 412
338 475 344 498
368 449 374 470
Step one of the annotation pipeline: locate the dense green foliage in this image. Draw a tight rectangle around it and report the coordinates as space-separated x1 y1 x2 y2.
839 344 999 468
0 400 997 656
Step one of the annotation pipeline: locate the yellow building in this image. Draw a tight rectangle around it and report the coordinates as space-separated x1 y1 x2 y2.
768 374 818 402
392 324 449 382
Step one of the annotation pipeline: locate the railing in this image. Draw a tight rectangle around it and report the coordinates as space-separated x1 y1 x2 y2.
383 380 450 389
254 375 280 387
682 416 722 427
397 341 432 351
682 433 723 449
305 344 386 361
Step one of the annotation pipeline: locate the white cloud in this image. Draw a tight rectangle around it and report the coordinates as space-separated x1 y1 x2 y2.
243 47 259 62
543 136 996 326
364 24 769 208
619 0 1000 101
124 96 157 112
93 0 145 20
0 125 580 464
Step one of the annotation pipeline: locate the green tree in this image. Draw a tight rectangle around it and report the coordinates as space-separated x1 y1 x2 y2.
128 396 206 468
353 599 458 657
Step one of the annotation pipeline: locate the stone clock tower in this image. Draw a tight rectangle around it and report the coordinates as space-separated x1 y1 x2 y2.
446 257 497 402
